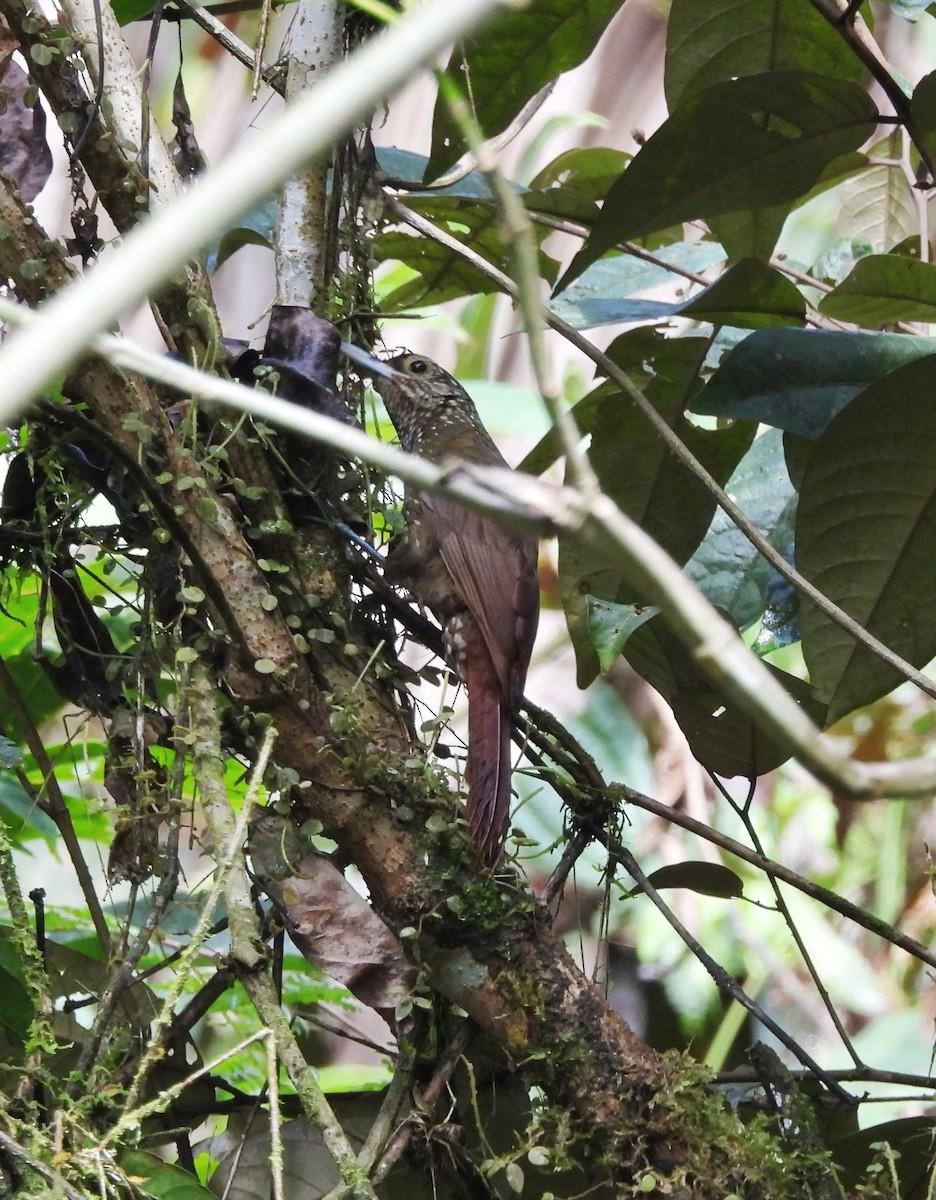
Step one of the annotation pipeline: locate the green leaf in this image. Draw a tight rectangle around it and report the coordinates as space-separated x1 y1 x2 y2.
622 614 824 776
912 69 936 178
374 146 496 199
707 205 789 264
0 735 22 769
558 72 877 290
111 0 153 22
204 198 277 273
831 137 916 250
426 0 622 179
679 258 805 327
797 355 936 721
627 861 744 899
586 598 660 672
830 1116 936 1196
121 1151 216 1200
551 256 804 331
819 254 936 325
691 328 936 440
0 931 33 1040
685 429 797 632
0 775 57 843
549 240 728 330
528 146 630 200
560 331 754 684
587 332 755 568
665 0 863 110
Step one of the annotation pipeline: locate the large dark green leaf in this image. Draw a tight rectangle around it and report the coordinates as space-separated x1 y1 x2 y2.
560 331 754 684
797 356 936 721
691 328 936 440
588 333 755 565
819 255 936 325
707 206 789 264
623 614 824 776
427 0 622 180
586 597 659 673
665 0 863 109
558 72 877 290
685 429 797 632
831 1117 936 1200
550 256 804 331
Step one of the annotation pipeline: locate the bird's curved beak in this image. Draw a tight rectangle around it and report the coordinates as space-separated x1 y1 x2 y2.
339 342 400 380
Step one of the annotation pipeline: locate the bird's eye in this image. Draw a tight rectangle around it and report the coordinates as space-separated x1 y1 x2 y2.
408 358 428 374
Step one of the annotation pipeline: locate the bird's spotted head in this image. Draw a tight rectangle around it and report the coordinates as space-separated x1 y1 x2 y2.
375 351 484 452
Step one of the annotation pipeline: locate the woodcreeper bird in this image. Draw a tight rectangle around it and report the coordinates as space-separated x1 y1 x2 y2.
375 352 540 865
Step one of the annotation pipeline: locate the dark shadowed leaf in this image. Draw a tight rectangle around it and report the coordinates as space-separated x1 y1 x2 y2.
558 72 877 290
797 356 936 721
427 0 622 179
913 69 936 180
830 1116 936 1199
819 254 936 325
623 615 825 776
585 332 756 566
691 328 936 440
627 861 744 899
560 330 754 684
665 0 862 110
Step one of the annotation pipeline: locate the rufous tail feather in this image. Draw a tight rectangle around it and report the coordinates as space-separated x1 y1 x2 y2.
465 657 512 865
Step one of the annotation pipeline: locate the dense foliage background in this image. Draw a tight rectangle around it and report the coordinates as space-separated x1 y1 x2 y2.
2 0 936 1196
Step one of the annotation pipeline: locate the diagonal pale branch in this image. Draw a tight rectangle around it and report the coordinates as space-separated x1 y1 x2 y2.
1 297 931 802
0 0 509 420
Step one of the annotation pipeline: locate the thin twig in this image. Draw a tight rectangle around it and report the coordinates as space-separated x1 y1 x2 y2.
710 773 862 1068
610 840 855 1105
609 785 936 971
173 0 285 92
